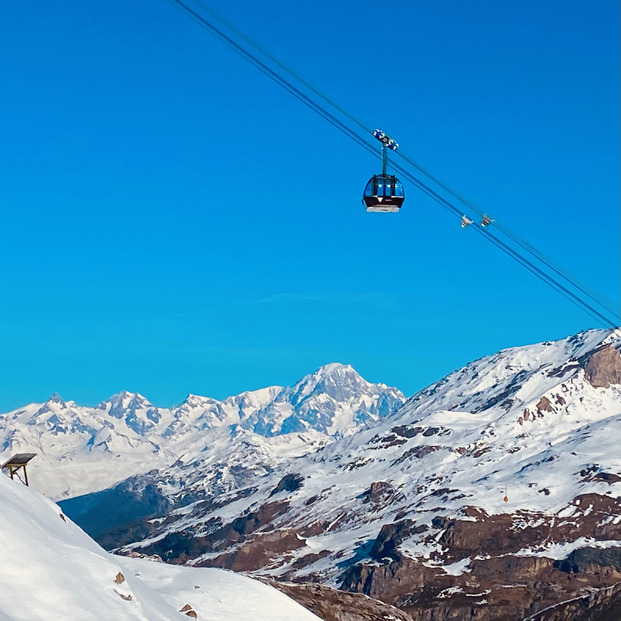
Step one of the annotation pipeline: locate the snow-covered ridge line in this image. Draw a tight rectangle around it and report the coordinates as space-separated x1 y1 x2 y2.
0 472 321 621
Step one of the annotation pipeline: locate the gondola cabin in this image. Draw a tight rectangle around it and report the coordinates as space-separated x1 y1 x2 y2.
363 174 405 213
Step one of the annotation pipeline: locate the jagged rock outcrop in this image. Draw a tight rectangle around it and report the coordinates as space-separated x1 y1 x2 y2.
525 581 621 621
582 344 621 388
338 498 621 620
271 581 415 621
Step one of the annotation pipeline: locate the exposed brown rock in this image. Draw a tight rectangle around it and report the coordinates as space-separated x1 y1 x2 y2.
114 572 125 584
391 425 423 439
362 481 395 507
338 496 621 620
340 556 441 604
547 362 581 378
203 529 306 572
436 513 522 559
180 604 198 617
341 543 621 621
536 396 554 413
139 500 291 564
526 581 621 620
582 344 621 388
370 520 427 562
288 549 332 571
579 465 621 485
392 445 443 466
471 446 491 458
270 473 304 497
271 580 415 621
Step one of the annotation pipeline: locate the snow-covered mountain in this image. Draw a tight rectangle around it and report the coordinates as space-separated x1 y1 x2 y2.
91 328 621 620
0 364 404 499
4 329 621 619
244 363 403 436
0 469 322 621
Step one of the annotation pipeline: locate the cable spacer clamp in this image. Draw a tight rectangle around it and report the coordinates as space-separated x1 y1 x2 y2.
373 129 399 151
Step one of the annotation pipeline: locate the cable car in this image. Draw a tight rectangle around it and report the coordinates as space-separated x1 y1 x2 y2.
363 130 405 213
363 175 405 212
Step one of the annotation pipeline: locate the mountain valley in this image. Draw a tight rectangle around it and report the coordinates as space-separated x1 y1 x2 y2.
2 329 621 620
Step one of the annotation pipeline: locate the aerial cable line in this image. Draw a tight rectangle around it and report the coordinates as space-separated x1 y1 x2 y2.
168 0 619 328
187 0 372 137
167 0 378 157
386 159 618 328
491 221 620 317
396 149 618 319
474 226 616 329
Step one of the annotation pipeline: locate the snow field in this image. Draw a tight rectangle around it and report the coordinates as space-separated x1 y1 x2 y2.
0 473 321 620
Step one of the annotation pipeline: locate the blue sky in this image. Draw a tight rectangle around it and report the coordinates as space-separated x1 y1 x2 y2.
1 0 619 411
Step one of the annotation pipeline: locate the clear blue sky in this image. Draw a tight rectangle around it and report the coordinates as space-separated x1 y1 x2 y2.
0 0 619 411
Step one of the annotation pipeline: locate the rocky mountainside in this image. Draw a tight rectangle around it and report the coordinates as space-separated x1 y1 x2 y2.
0 364 404 499
84 328 621 620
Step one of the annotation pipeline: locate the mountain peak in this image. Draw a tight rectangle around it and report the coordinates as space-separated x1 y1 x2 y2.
304 363 365 387
314 362 355 375
180 393 217 407
290 363 367 402
101 391 151 407
47 392 66 406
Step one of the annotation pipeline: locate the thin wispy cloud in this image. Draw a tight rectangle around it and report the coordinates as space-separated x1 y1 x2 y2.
252 292 403 309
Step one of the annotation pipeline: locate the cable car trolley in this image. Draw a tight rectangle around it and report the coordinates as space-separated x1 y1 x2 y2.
363 130 405 213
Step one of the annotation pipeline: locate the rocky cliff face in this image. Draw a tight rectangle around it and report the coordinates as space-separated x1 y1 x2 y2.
525 581 621 621
339 496 621 619
269 581 415 621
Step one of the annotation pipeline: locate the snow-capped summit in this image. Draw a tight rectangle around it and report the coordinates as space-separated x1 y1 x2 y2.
29 393 71 420
290 363 371 402
47 392 67 406
175 393 218 412
399 328 619 422
96 391 164 435
243 363 405 436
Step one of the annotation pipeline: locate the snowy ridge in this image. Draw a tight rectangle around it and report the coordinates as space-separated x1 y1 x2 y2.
0 472 321 621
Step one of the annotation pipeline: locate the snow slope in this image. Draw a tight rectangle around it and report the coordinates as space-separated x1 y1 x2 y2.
0 472 321 621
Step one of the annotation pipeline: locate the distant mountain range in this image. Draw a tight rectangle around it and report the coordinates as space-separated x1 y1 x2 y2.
0 363 405 499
